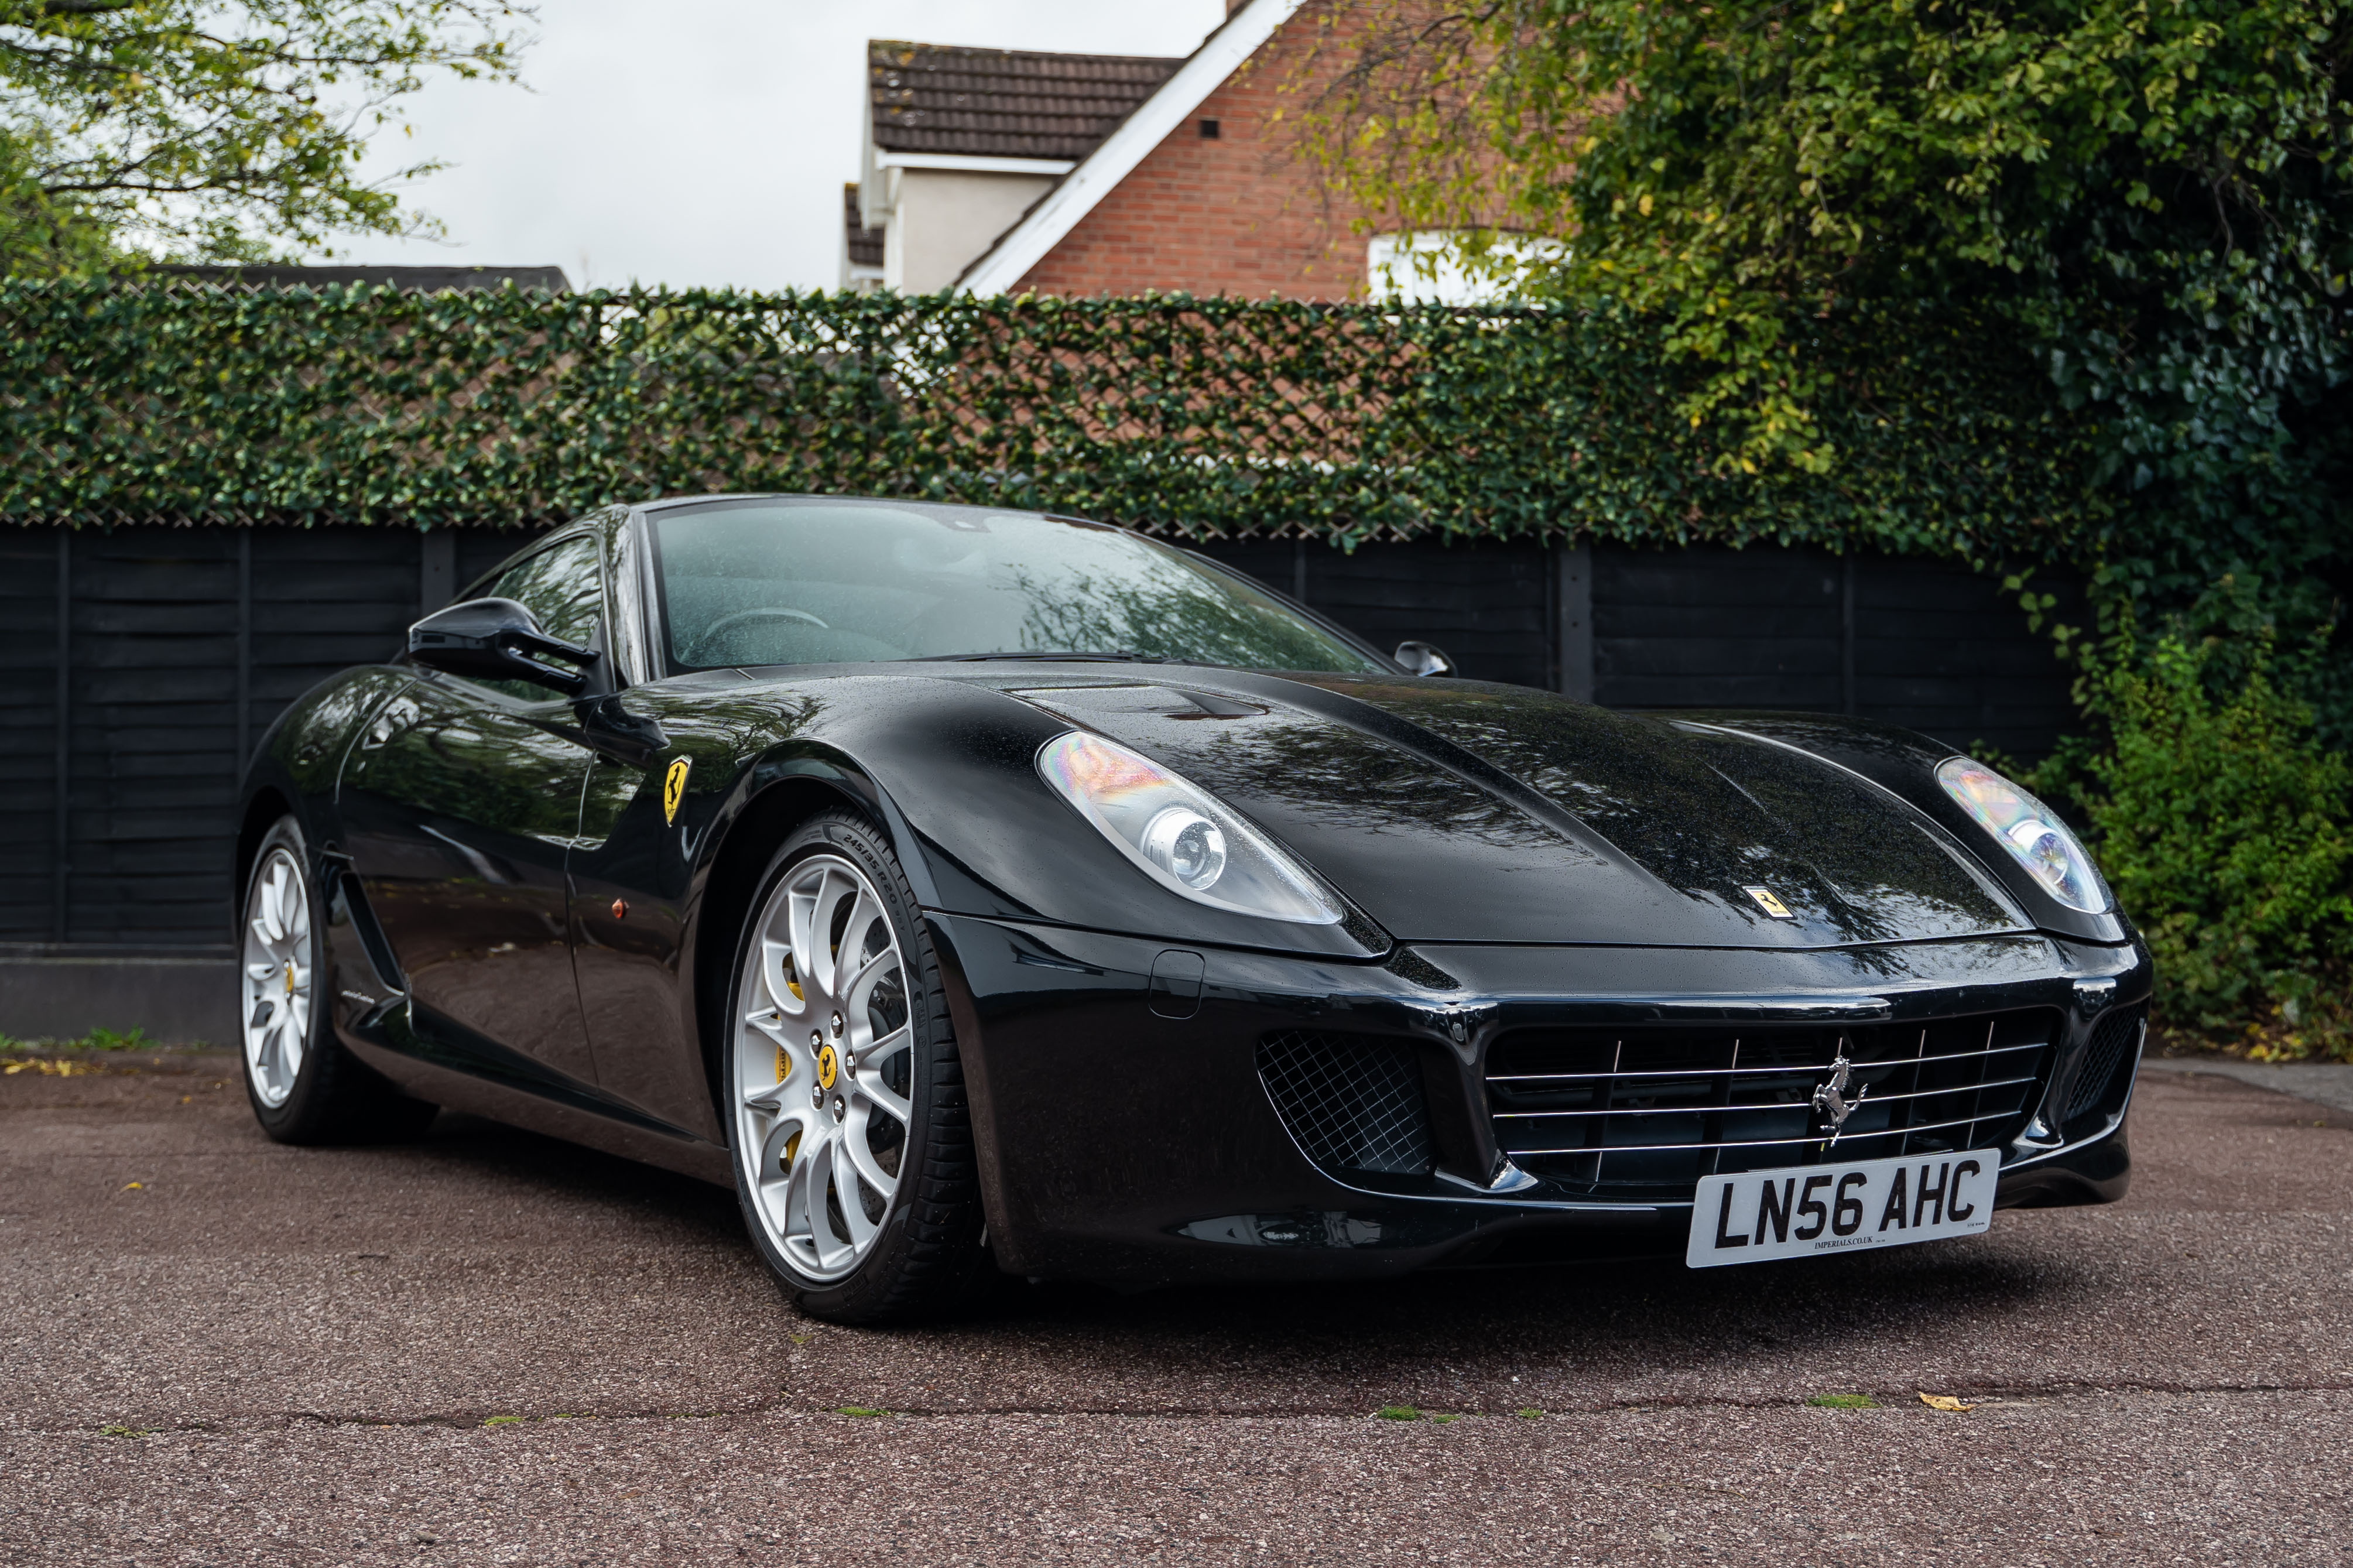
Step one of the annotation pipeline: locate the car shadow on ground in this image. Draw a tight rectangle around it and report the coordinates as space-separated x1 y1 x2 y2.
965 1245 2078 1379
409 1110 748 1244
397 1104 2084 1385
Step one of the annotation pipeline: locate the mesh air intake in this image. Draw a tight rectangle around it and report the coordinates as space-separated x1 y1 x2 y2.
2065 1003 2148 1127
1256 1032 1433 1176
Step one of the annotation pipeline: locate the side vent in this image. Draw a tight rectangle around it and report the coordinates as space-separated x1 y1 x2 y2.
329 869 406 993
1256 1032 1433 1176
2063 1002 2147 1135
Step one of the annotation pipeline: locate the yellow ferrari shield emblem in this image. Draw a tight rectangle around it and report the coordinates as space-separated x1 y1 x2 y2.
816 1042 840 1093
1742 885 1794 919
662 756 691 824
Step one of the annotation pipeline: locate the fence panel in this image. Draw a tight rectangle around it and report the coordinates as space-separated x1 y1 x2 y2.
0 523 2075 954
0 530 62 940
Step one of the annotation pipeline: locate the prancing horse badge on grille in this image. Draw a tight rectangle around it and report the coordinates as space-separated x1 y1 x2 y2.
1811 1052 1868 1145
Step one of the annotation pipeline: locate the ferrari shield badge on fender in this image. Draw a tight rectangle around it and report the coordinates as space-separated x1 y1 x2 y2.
1743 885 1794 919
662 756 691 824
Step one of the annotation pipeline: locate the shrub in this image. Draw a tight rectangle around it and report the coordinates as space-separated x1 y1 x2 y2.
2049 624 2353 1059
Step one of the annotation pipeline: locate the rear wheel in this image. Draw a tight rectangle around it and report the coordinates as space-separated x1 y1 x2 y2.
239 815 436 1144
726 812 989 1323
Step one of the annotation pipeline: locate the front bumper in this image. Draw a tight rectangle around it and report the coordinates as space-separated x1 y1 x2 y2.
928 913 2151 1286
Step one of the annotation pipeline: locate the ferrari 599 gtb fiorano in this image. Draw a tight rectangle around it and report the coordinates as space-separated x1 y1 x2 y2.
234 496 2150 1321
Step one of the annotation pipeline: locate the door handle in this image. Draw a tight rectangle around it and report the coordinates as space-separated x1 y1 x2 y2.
574 693 669 765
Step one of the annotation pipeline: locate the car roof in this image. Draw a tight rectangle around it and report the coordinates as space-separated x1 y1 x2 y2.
631 492 1095 526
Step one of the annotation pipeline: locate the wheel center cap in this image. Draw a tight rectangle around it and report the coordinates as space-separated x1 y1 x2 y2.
816 1043 839 1093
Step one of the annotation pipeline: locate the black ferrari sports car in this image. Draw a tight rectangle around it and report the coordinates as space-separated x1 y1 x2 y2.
235 495 2151 1321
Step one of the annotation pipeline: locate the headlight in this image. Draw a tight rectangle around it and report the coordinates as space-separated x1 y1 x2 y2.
1036 731 1341 924
1934 758 2109 913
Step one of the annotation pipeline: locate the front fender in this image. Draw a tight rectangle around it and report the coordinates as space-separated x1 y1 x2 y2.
670 674 1388 961
234 664 416 922
1680 710 2136 947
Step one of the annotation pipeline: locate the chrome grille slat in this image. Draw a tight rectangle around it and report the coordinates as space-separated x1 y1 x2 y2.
1491 1073 2044 1119
1484 1008 2061 1201
1486 1043 2043 1086
1504 1109 2018 1158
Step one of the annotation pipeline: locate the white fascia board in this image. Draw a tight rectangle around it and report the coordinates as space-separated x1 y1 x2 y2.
955 0 1304 296
859 93 883 229
876 152 1077 176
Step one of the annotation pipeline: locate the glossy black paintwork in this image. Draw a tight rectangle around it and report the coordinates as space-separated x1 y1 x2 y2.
927 913 2145 1282
335 675 602 1090
1001 671 2034 948
236 497 2152 1285
408 595 597 695
1677 711 2133 945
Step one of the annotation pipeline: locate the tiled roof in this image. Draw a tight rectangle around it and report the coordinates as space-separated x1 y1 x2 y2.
868 40 1183 162
842 184 883 267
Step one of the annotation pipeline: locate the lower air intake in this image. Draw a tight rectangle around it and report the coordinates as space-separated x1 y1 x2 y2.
2064 1002 2147 1132
1257 1032 1433 1176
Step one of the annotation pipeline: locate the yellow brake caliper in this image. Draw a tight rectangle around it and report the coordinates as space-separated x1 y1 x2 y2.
778 954 803 1169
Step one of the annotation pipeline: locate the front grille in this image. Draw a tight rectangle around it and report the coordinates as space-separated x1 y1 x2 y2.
2064 1003 2147 1131
1258 1031 1434 1176
1485 1009 2061 1201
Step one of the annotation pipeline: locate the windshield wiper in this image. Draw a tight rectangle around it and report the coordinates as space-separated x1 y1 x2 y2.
910 650 1173 663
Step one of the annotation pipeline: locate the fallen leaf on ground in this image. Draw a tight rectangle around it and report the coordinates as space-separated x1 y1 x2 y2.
1919 1392 1974 1412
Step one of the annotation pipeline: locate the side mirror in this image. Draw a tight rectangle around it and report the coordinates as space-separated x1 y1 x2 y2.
408 597 598 696
1393 640 1457 677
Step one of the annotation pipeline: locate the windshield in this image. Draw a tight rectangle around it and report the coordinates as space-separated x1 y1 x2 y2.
649 500 1384 674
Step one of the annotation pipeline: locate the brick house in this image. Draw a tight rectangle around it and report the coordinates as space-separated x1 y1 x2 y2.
848 0 1392 299
849 39 1180 293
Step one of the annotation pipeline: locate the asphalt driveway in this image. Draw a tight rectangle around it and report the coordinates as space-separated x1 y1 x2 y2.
1 1052 2345 1565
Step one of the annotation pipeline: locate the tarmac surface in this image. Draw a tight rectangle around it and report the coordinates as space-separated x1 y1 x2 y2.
2 1050 2347 1566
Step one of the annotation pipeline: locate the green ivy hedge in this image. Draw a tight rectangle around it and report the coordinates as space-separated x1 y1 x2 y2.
0 282 2097 561
15 280 2349 1052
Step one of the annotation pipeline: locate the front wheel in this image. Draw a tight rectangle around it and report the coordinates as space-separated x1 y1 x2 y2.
239 815 436 1144
726 812 989 1323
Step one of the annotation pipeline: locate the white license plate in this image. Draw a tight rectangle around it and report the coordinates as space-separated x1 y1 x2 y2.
1686 1149 1997 1268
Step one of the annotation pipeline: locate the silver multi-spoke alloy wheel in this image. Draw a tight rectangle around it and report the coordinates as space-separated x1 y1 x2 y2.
734 852 916 1284
241 844 313 1108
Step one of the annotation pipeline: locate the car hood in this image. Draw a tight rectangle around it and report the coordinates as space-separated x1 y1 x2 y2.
1005 672 2029 949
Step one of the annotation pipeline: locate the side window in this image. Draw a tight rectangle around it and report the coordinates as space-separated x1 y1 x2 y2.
471 535 605 702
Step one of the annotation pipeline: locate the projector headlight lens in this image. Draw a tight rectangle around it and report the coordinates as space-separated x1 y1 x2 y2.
1936 757 2109 913
1036 731 1340 923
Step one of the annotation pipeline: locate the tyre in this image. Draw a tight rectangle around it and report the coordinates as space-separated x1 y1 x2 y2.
239 815 436 1144
725 810 989 1323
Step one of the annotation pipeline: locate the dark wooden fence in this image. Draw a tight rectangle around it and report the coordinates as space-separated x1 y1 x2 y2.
0 523 2076 957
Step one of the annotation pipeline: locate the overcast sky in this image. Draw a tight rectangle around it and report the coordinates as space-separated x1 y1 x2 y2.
335 1 1227 292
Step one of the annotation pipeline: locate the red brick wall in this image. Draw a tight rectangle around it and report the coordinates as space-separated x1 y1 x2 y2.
1015 13 1372 300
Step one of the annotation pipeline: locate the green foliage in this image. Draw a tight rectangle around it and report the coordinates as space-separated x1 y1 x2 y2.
0 122 125 274
0 280 2096 559
1296 0 2353 732
2040 615 2353 1058
0 0 531 272
0 1024 153 1050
